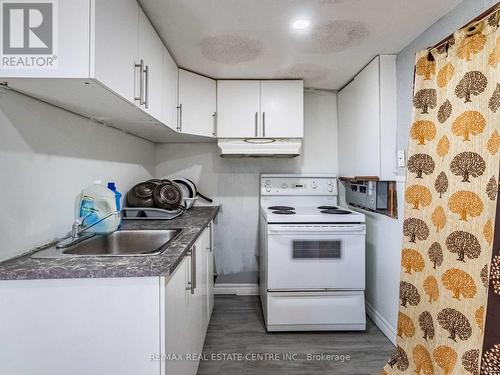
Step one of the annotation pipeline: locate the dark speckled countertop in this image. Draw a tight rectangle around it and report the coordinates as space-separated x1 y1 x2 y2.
0 206 219 280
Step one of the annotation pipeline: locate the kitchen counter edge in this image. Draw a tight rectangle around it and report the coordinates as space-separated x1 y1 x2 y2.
0 206 220 281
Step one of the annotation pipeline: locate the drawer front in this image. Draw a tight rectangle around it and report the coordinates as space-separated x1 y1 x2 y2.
267 291 366 326
267 232 365 290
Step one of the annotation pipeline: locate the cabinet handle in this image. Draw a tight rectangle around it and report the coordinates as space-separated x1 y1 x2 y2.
144 64 149 109
255 112 258 137
212 112 217 136
191 245 196 294
209 223 213 253
185 248 195 294
134 60 144 104
185 249 192 291
262 112 266 137
176 104 183 132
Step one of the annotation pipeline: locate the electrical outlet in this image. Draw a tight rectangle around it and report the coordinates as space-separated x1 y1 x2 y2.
397 150 406 168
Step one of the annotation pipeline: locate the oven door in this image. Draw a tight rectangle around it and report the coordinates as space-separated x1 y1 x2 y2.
266 224 366 291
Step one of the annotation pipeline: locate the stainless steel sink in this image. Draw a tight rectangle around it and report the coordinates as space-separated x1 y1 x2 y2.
31 229 182 258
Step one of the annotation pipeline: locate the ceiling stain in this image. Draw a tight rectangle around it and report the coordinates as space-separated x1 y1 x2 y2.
297 20 369 54
320 0 362 4
286 64 330 82
199 35 263 65
319 0 345 3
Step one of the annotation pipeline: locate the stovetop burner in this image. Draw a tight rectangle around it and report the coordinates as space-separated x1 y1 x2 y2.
272 210 296 215
321 209 352 215
317 206 338 210
268 206 295 211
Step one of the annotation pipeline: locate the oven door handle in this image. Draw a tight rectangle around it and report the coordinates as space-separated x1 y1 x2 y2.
268 225 366 234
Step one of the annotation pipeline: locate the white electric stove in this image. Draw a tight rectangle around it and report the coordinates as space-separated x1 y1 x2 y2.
259 174 367 331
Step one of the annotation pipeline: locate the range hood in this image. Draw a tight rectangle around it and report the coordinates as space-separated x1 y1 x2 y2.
217 139 302 157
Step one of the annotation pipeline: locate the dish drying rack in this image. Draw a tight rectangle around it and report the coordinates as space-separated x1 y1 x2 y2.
122 198 197 220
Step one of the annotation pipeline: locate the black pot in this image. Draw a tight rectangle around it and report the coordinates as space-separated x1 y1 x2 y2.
126 181 158 207
153 181 183 210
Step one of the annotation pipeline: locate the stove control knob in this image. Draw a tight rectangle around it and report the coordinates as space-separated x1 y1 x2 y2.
311 182 317 189
328 186 333 192
265 186 271 192
281 183 288 189
265 180 271 186
327 180 333 185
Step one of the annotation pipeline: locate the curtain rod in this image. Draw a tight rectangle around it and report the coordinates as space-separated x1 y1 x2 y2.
430 1 500 51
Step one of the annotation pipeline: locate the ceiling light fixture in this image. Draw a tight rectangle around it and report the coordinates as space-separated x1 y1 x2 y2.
292 19 311 30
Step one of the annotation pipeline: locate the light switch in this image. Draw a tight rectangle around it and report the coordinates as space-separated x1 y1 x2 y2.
397 150 406 168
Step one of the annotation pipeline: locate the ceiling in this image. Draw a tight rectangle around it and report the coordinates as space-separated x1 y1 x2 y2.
139 0 464 90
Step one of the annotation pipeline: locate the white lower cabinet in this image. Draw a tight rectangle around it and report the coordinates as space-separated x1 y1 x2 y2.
163 254 199 375
0 277 162 375
207 223 215 318
162 224 213 375
0 223 214 375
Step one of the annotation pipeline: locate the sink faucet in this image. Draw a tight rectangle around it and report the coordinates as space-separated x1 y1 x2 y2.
56 210 121 249
71 210 121 238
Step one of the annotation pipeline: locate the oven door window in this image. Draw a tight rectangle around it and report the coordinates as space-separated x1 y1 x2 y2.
292 240 341 259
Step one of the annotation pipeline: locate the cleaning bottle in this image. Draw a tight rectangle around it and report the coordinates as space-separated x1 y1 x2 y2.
78 180 120 234
107 182 122 211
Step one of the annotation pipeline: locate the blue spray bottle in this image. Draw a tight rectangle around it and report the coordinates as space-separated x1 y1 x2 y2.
107 182 122 211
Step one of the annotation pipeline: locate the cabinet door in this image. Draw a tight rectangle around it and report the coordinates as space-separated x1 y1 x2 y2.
93 0 138 103
161 48 178 130
186 244 203 374
207 222 214 323
0 277 160 375
379 55 397 180
198 230 209 335
260 80 304 138
178 69 216 137
207 223 214 317
217 80 261 138
165 257 192 375
338 57 381 177
138 7 164 121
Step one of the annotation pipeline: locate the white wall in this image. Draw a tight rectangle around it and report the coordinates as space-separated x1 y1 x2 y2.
0 90 155 262
156 90 338 283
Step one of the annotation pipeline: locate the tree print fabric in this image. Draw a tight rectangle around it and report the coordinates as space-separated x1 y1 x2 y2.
481 179 500 374
384 14 500 375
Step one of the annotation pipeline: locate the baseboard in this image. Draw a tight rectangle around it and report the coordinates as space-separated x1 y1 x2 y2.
214 283 259 296
366 301 397 345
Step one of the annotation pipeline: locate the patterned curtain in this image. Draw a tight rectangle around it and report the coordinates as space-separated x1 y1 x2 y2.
383 8 500 375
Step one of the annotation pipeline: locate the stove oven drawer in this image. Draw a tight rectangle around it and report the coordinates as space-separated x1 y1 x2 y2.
267 291 366 329
266 228 365 290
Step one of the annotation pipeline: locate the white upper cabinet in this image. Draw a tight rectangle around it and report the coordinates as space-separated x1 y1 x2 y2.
178 69 216 138
261 80 304 138
161 47 178 130
338 55 397 180
0 0 186 142
138 7 163 121
0 0 303 143
217 80 303 139
93 0 138 103
217 80 261 138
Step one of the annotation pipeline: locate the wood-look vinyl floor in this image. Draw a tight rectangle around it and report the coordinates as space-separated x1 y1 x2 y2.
197 296 394 375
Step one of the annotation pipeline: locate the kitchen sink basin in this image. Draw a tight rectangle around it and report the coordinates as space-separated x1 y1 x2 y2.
31 229 182 258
